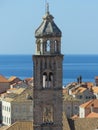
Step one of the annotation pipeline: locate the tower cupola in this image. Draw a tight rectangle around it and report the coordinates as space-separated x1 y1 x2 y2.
35 4 61 38
35 3 62 55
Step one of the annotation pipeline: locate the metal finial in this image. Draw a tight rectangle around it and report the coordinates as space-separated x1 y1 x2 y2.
45 0 49 13
46 3 49 13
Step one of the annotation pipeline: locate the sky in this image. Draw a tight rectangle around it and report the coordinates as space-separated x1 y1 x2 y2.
0 0 98 55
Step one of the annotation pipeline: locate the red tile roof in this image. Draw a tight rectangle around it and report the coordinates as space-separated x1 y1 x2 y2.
71 115 79 119
8 76 17 82
95 76 98 79
86 112 98 118
80 99 98 108
92 87 98 93
72 87 86 95
24 77 33 82
0 75 9 83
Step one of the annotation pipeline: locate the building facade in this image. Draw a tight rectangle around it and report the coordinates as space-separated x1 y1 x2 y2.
2 87 33 126
63 95 81 118
33 5 63 130
79 99 98 118
0 75 10 93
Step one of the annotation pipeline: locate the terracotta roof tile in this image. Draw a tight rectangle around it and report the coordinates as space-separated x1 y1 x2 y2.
95 76 98 79
86 112 98 118
72 87 86 95
8 76 17 81
80 99 98 108
71 115 79 119
86 82 94 89
92 87 98 93
8 76 21 82
0 75 9 83
24 77 33 82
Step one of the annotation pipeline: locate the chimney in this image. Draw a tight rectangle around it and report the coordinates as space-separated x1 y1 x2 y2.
77 76 82 84
79 75 82 84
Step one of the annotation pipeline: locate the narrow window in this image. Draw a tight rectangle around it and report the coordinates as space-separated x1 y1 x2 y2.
54 40 57 52
9 118 11 124
37 41 40 52
40 43 43 54
49 72 53 87
46 40 50 52
43 72 47 88
9 107 10 112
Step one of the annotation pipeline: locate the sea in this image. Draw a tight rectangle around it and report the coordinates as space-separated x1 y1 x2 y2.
0 54 98 86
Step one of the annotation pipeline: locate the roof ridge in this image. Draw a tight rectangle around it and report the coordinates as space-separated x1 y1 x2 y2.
86 99 95 108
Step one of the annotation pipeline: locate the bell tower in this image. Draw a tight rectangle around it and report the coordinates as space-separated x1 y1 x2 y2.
33 4 63 130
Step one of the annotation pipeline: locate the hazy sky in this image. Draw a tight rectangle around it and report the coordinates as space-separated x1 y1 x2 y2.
0 0 98 54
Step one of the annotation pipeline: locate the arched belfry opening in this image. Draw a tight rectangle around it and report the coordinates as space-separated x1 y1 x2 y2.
43 71 53 88
49 72 53 87
43 72 47 88
54 40 58 52
36 39 40 53
36 39 44 55
46 40 51 52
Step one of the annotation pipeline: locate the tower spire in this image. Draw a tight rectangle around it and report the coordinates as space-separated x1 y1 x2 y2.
45 0 49 14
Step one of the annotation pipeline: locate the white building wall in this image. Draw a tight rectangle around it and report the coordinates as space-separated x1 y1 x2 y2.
79 107 85 118
94 93 98 99
2 101 11 125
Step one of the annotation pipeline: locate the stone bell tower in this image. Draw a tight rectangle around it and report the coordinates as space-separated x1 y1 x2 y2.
33 4 63 130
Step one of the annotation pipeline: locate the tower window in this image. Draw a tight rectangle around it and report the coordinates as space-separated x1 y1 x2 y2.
54 40 57 52
37 40 41 52
46 40 50 52
42 72 53 88
43 72 47 88
49 72 53 87
49 72 53 81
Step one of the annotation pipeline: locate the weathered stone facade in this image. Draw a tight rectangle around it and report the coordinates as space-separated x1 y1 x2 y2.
33 6 63 130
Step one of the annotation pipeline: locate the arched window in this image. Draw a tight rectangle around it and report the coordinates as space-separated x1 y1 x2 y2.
37 40 41 52
43 72 47 88
43 72 53 88
40 43 43 54
46 40 50 52
54 40 57 52
49 72 53 88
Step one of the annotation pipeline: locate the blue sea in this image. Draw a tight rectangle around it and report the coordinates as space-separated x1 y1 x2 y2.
0 55 98 86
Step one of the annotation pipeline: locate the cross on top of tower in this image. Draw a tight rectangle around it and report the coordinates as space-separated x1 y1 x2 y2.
45 0 50 14
35 1 61 38
46 2 49 13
